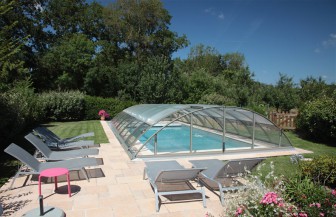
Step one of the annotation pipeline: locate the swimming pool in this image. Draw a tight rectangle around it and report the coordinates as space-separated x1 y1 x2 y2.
139 125 252 153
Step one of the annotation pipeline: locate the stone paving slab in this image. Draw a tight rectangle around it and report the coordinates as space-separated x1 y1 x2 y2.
0 120 311 217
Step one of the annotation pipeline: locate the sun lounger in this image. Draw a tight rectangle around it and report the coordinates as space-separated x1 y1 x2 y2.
33 127 95 150
189 158 264 206
4 143 99 189
34 126 94 143
143 160 206 212
25 133 99 160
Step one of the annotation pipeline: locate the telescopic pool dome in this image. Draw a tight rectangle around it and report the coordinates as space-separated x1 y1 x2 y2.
110 104 293 159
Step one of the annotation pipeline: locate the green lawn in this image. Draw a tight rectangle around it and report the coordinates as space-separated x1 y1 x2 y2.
255 131 336 180
44 120 109 144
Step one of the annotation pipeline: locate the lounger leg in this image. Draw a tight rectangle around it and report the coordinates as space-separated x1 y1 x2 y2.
201 186 207 208
218 184 225 206
8 172 20 190
154 188 159 212
143 168 147 180
81 168 90 182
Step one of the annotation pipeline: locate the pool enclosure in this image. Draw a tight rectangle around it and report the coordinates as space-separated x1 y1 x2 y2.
110 104 293 159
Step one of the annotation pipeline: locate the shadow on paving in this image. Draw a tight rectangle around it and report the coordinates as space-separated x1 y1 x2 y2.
0 191 33 217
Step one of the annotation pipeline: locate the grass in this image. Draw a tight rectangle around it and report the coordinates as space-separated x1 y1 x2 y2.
255 131 336 180
44 120 109 144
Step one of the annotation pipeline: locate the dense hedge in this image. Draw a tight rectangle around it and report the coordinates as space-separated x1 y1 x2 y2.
0 81 44 145
84 95 136 120
0 88 136 147
40 91 85 121
296 95 336 143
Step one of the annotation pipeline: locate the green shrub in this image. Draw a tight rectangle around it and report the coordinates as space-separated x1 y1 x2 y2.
83 95 136 120
0 80 43 145
283 175 336 217
300 155 336 187
39 91 85 121
296 96 336 143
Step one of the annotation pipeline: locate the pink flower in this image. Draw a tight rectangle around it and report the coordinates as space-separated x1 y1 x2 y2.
310 203 321 208
98 109 110 118
235 207 243 216
260 192 280 205
298 212 308 217
319 213 325 217
332 189 336 196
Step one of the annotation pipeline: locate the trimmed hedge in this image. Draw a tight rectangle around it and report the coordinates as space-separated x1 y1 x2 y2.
0 88 136 147
40 91 85 121
84 95 136 120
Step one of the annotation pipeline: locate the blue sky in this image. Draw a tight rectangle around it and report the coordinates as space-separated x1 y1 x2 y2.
95 0 336 85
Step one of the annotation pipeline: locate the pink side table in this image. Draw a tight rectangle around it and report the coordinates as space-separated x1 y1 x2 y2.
39 168 71 197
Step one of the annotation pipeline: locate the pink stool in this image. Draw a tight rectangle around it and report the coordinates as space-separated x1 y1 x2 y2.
39 168 71 197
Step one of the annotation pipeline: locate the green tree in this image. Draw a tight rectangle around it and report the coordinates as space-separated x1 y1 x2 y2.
273 73 299 111
185 44 222 75
103 0 188 62
0 0 29 91
138 56 174 103
116 61 141 100
297 94 336 143
43 0 104 41
37 34 95 90
299 76 329 103
183 68 215 103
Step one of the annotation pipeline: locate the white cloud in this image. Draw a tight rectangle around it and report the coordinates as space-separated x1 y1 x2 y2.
322 33 336 48
205 7 224 20
204 8 214 14
218 13 225 20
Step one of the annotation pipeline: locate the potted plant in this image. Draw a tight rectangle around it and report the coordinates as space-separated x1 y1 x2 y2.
98 110 110 120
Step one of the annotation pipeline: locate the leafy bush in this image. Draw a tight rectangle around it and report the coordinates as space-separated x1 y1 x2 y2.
283 175 336 216
39 91 85 121
228 162 336 217
300 155 336 187
84 95 136 120
0 80 43 146
296 96 336 143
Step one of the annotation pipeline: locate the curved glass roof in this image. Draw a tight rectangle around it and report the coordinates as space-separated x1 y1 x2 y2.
111 104 293 159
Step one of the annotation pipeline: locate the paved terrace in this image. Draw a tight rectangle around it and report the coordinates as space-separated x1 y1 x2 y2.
0 121 311 217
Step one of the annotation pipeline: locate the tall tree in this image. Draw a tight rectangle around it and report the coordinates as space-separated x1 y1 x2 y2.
38 34 95 90
138 56 175 103
186 44 223 75
299 76 328 103
0 0 29 91
103 0 188 62
274 73 299 111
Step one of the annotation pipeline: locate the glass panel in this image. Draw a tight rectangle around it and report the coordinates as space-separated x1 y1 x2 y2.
111 104 293 159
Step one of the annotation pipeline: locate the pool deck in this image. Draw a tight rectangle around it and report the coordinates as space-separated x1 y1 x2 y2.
0 121 312 217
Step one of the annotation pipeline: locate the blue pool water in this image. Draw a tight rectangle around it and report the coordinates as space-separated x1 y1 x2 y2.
139 125 251 153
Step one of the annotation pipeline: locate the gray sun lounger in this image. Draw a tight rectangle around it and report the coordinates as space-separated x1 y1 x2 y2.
4 143 99 189
25 133 99 161
189 158 264 206
143 160 207 212
33 127 95 150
